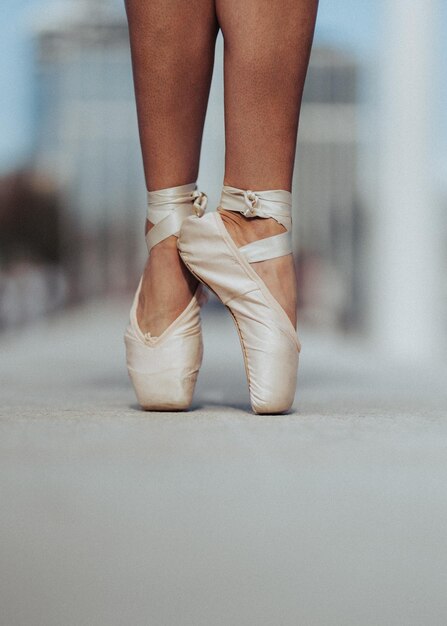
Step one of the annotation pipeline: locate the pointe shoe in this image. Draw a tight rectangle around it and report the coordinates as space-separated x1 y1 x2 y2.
178 185 300 414
124 183 207 411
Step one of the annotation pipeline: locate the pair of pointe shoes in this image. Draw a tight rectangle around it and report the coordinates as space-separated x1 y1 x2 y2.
124 183 301 414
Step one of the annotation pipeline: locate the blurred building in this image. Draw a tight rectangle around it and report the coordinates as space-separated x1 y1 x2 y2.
31 0 362 329
32 0 146 302
295 47 362 329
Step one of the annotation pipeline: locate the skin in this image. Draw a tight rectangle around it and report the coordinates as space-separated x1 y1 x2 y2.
125 0 318 335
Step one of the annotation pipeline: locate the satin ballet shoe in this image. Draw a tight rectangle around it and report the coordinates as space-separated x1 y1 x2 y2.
178 185 300 414
124 183 207 411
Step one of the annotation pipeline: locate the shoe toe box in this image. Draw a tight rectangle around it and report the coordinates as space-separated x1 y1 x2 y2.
128 367 198 411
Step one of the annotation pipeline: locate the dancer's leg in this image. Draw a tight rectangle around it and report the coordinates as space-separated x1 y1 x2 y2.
126 0 218 334
216 0 318 326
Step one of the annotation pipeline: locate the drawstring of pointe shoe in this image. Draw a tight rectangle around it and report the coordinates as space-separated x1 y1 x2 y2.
146 183 207 253
220 185 293 263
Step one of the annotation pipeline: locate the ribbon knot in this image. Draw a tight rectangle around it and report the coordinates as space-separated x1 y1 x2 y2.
243 190 259 217
192 190 207 217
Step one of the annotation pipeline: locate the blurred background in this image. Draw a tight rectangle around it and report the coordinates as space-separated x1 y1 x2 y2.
3 5 447 623
1 0 446 362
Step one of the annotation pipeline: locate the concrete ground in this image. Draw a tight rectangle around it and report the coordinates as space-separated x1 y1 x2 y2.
1 298 447 626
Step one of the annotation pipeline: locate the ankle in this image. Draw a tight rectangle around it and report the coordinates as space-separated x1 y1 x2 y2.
218 207 285 247
148 234 179 253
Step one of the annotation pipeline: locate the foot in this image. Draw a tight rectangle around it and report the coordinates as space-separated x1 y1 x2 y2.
137 222 197 337
218 209 297 327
